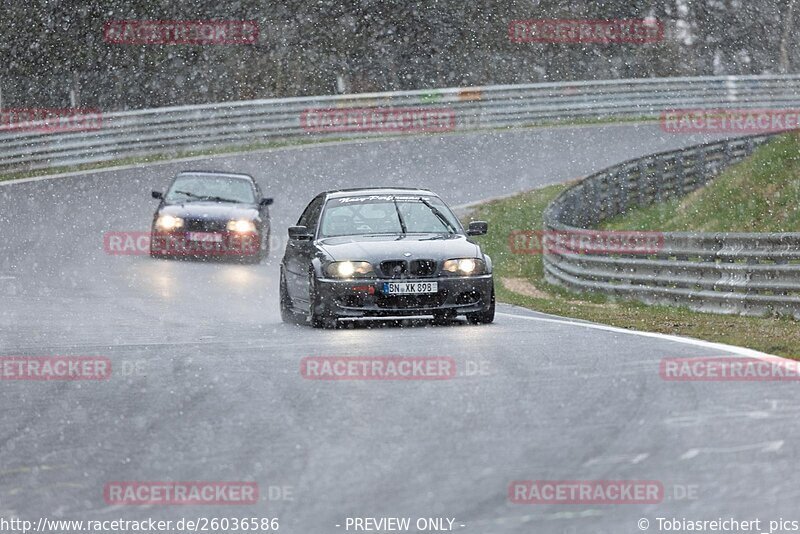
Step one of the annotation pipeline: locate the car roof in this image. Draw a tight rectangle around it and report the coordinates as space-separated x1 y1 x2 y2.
176 170 255 181
324 187 438 199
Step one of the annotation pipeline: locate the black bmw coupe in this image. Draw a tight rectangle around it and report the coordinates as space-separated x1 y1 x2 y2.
280 188 494 328
149 171 273 262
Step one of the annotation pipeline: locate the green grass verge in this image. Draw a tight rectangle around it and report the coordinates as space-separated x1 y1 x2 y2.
602 132 800 232
465 184 799 359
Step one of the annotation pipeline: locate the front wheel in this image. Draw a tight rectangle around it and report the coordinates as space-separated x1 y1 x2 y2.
243 233 265 264
308 273 337 329
280 268 302 324
149 232 166 259
466 286 495 324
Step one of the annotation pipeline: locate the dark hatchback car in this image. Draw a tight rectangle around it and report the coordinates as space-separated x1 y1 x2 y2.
150 171 273 262
280 188 494 328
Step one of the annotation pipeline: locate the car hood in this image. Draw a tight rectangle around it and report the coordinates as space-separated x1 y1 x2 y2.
159 201 259 221
318 234 481 262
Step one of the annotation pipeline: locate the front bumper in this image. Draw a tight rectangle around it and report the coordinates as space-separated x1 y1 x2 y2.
149 231 260 257
316 275 493 318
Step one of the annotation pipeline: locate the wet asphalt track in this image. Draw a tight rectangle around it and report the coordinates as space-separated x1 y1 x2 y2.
1 124 798 533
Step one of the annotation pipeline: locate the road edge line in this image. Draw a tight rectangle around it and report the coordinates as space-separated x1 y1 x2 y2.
497 310 787 363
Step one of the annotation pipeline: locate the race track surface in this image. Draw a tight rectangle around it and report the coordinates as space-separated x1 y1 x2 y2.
1 124 795 533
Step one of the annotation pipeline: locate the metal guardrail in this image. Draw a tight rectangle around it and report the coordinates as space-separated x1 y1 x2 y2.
542 132 800 319
3 74 800 172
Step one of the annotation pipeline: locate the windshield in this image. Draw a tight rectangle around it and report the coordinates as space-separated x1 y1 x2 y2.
319 196 461 237
166 175 255 203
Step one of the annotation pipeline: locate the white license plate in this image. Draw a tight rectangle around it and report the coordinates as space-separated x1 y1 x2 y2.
383 281 438 295
186 232 223 242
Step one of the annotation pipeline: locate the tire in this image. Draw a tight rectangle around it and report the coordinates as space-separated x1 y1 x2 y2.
262 231 270 259
308 273 337 329
244 248 263 264
149 248 169 260
149 233 163 258
466 286 495 324
243 233 265 264
280 268 302 324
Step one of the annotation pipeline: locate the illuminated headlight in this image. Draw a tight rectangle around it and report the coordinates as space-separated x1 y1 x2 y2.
227 219 257 233
326 261 374 279
442 258 486 275
154 214 184 231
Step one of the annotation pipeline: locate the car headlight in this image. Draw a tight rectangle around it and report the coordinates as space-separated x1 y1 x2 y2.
325 261 375 279
227 219 257 233
154 214 184 231
442 258 486 275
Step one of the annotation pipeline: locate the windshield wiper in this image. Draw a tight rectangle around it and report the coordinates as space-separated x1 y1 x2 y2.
419 198 458 234
392 197 408 234
201 195 240 203
174 190 204 200
173 190 239 203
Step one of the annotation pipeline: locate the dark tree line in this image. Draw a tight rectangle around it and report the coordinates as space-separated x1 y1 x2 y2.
0 0 797 110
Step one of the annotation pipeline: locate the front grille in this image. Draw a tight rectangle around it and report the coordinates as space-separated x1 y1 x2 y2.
410 259 436 277
184 219 227 232
379 259 438 278
380 260 408 279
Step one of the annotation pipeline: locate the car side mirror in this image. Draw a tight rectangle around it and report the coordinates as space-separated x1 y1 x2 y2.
288 226 313 240
466 221 488 236
260 197 274 206
152 191 163 199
